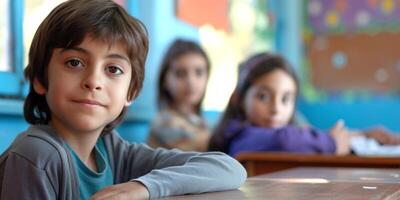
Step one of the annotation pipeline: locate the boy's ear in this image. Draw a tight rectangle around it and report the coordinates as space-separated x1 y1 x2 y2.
33 78 46 95
125 90 137 106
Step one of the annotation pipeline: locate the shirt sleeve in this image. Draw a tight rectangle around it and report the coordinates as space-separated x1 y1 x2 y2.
1 153 57 200
228 125 336 157
107 133 247 199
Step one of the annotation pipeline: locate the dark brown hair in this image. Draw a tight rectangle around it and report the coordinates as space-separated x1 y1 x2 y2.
23 0 148 134
157 39 210 114
208 52 299 152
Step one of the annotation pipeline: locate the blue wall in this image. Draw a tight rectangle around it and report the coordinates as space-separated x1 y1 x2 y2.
298 97 400 132
0 114 28 153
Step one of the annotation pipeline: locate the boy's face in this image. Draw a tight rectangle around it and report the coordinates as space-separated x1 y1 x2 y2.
165 53 208 109
34 35 132 134
243 69 296 129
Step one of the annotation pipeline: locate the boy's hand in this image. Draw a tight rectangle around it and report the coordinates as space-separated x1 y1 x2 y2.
365 127 400 145
90 181 149 200
330 120 350 155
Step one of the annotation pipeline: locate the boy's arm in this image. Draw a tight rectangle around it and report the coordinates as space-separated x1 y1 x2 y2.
134 149 246 199
90 181 149 200
1 153 57 200
107 133 247 199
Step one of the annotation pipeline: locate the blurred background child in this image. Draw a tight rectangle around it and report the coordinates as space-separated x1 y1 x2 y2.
148 39 211 151
208 52 400 157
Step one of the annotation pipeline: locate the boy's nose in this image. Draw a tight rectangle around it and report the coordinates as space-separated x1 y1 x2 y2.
82 71 102 91
84 83 101 91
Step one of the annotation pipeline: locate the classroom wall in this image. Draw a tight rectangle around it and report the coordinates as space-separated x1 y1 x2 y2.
298 97 400 131
0 114 27 153
284 0 400 132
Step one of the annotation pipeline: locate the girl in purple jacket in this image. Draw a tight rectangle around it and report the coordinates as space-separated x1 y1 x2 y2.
208 52 400 157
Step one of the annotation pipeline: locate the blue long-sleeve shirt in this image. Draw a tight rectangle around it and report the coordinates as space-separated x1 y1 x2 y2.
225 120 336 157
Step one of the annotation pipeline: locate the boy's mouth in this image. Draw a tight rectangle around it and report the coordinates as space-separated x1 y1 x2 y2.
72 99 105 107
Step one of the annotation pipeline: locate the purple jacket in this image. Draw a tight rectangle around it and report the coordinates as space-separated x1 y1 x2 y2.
225 120 336 157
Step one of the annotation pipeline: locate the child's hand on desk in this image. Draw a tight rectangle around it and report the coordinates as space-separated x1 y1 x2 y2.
330 120 351 155
364 127 400 145
90 181 149 200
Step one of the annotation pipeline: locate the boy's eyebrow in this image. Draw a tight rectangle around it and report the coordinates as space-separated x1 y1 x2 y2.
60 47 89 54
107 54 130 64
60 47 130 64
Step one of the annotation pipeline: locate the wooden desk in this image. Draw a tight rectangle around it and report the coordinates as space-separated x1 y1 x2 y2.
161 167 400 200
235 152 400 176
255 167 400 183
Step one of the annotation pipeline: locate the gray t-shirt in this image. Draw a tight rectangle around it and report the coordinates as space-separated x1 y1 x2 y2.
0 125 246 199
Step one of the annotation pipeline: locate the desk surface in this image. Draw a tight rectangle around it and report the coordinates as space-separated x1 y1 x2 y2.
256 167 400 183
235 152 400 176
162 167 400 200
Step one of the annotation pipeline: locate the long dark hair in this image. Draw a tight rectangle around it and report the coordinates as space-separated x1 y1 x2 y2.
157 39 210 115
208 52 299 152
23 0 148 134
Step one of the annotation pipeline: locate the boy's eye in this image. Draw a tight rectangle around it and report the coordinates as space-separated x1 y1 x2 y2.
106 66 123 75
66 59 83 68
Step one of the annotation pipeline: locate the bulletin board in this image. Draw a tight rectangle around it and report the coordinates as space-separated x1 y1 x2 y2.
303 0 400 97
309 33 400 91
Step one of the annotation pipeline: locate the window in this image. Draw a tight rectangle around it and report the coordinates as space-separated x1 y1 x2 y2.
0 0 65 110
0 0 11 72
0 0 22 96
23 0 66 71
200 0 273 111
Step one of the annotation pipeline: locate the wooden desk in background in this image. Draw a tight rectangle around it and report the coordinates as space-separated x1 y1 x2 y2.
162 167 400 200
235 152 400 176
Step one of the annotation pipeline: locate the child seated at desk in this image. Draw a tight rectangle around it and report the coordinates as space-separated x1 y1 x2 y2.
208 52 400 157
0 1 246 199
148 39 211 151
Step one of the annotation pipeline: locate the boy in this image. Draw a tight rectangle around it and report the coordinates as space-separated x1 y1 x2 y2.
0 0 246 199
